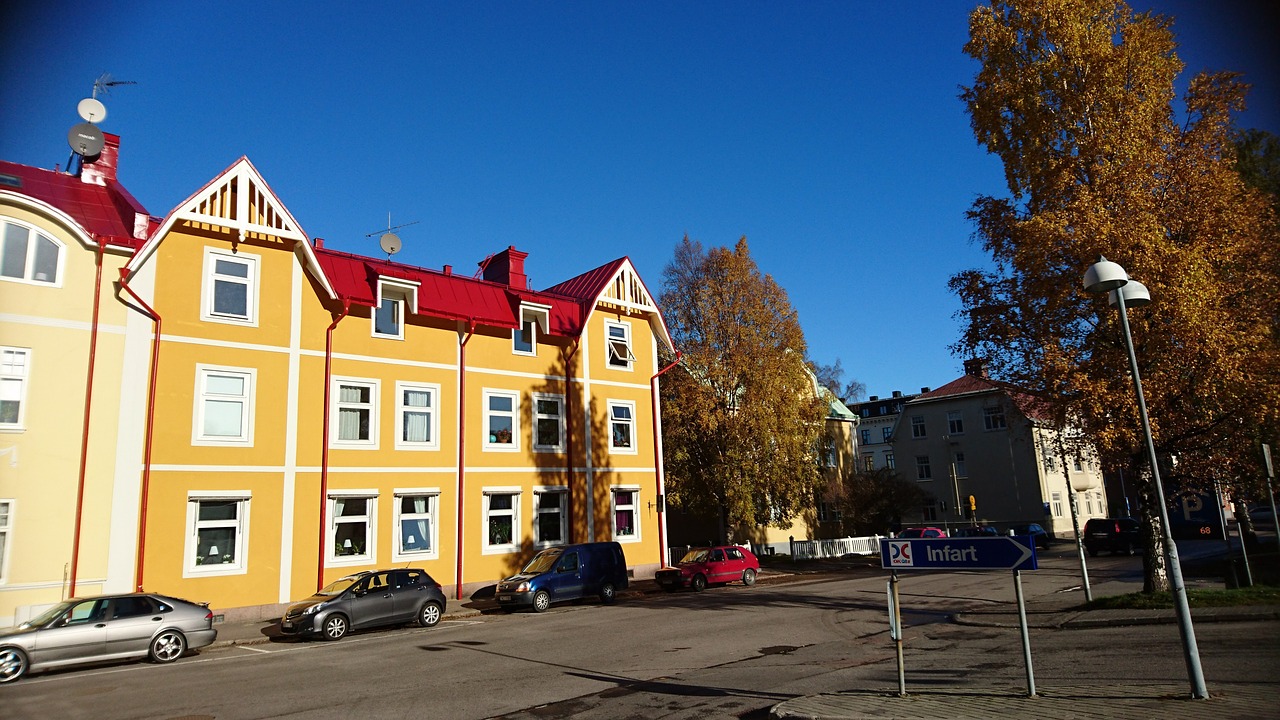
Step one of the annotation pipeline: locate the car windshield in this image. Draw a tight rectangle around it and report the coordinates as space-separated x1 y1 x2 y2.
521 549 563 574
679 549 711 564
24 600 77 628
318 576 361 596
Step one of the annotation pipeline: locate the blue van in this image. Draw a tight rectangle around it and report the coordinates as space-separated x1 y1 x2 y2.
495 542 628 612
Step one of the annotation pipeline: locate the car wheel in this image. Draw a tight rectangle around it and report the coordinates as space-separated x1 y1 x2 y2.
532 590 551 613
417 602 442 628
323 614 349 641
149 630 187 663
600 582 616 604
0 647 28 683
742 568 757 586
691 574 707 592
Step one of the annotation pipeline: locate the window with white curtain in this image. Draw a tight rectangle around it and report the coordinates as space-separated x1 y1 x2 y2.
608 400 636 454
193 365 254 445
395 382 439 450
330 494 375 562
332 378 378 447
394 492 438 559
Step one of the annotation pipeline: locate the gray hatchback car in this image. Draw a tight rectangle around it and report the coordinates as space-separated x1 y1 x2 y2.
280 569 446 641
0 592 217 683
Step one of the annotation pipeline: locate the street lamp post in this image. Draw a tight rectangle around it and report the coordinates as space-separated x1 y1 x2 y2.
1082 257 1208 700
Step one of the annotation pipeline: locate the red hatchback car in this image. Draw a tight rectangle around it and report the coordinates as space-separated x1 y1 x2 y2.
655 546 760 592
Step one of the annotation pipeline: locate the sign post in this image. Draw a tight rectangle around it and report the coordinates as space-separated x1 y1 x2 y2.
880 536 1040 697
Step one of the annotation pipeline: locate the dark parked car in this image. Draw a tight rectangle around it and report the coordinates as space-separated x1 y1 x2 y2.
655 546 760 592
1083 517 1141 556
0 592 217 683
280 568 446 641
1011 523 1052 550
496 542 629 612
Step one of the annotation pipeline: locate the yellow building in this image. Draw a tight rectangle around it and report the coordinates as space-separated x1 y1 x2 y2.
0 138 152 626
113 157 674 620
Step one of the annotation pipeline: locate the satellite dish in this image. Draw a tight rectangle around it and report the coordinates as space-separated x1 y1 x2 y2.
380 232 402 256
77 97 107 123
67 123 105 158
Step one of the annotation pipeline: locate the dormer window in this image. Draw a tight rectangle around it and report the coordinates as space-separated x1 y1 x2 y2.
605 320 635 370
373 279 418 340
513 303 550 356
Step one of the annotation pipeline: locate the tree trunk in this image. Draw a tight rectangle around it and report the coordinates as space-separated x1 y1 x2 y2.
1134 461 1171 593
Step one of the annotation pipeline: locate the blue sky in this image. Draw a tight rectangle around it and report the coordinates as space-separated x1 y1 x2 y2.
2 1 1275 398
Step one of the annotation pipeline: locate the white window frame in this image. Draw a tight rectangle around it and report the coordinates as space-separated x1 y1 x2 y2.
608 400 637 455
532 392 566 453
611 486 641 542
861 428 871 445
482 389 520 452
953 452 967 479
394 382 440 451
328 491 377 566
533 486 569 547
392 489 439 561
200 247 259 326
1051 492 1064 518
0 347 30 431
983 405 1007 431
0 499 12 584
885 453 895 470
882 426 893 443
0 220 64 287
482 488 521 555
372 279 417 340
331 377 379 449
183 492 250 577
513 303 550 356
947 411 965 435
605 319 635 370
191 364 255 446
863 454 875 472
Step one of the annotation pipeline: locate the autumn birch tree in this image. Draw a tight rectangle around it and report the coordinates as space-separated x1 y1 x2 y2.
659 236 826 536
952 0 1280 591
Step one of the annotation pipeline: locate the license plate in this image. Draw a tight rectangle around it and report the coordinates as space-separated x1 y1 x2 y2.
282 621 293 629
498 595 512 602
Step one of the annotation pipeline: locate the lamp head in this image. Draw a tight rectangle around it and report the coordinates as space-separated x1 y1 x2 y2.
1083 257 1129 293
1108 280 1151 309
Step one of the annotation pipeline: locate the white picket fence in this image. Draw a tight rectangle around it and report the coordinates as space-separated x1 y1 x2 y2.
776 535 885 560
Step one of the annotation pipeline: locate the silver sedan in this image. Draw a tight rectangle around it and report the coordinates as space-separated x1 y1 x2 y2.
0 592 217 683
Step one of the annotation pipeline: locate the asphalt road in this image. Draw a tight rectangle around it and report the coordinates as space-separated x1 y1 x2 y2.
4 550 1278 720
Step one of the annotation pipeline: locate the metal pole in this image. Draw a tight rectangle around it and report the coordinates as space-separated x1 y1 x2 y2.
890 570 906 697
1263 445 1279 557
1119 467 1132 516
1215 479 1252 587
1115 292 1208 700
1013 569 1036 697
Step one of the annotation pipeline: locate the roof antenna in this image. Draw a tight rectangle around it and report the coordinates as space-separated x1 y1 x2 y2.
65 73 136 176
364 213 418 260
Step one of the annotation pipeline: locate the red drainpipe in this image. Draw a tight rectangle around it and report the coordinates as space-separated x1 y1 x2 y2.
563 340 580 543
118 267 161 592
318 300 351 592
650 350 682 568
68 238 106 598
455 318 475 600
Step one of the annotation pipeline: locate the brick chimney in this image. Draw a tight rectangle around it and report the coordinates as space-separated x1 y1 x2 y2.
80 132 121 186
480 246 528 289
963 358 989 378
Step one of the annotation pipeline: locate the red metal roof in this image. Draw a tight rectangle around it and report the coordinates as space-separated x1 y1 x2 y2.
313 247 593 336
0 160 148 250
916 374 1052 423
